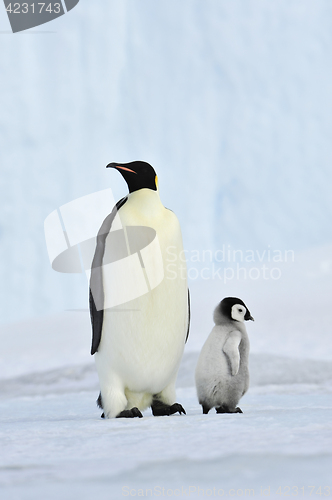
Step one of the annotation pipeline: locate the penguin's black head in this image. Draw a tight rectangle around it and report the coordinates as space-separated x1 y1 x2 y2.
106 161 157 194
215 297 254 324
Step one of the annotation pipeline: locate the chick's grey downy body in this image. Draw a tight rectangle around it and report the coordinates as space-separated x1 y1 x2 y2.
195 297 253 414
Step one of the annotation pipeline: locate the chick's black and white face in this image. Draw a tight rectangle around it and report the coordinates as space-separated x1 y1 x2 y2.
217 297 254 324
231 304 247 323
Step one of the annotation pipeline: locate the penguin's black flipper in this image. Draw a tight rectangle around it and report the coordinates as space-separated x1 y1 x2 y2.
90 197 128 355
96 392 103 409
89 288 103 356
185 288 191 343
165 206 190 344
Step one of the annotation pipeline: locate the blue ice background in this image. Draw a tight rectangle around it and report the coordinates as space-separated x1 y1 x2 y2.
0 0 332 324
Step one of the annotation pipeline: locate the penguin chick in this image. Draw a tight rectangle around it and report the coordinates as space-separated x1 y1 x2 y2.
195 297 254 414
90 161 190 419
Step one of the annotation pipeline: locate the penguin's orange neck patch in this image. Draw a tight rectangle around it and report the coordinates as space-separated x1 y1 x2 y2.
155 175 158 189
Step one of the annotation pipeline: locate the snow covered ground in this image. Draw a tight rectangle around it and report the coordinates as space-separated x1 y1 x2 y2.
1 245 332 499
1 371 331 499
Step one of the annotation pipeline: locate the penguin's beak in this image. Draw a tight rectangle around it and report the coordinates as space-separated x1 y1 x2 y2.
106 163 137 174
244 310 254 321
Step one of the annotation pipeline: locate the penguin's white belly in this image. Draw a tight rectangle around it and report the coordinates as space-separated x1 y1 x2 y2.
97 280 187 394
95 197 188 400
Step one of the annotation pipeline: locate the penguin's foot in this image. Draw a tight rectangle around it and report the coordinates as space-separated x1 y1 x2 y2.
202 404 210 414
151 400 186 416
169 403 186 415
101 412 105 419
116 407 143 418
216 405 243 414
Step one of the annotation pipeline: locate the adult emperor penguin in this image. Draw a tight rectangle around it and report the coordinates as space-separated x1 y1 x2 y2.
89 161 190 418
195 297 254 414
